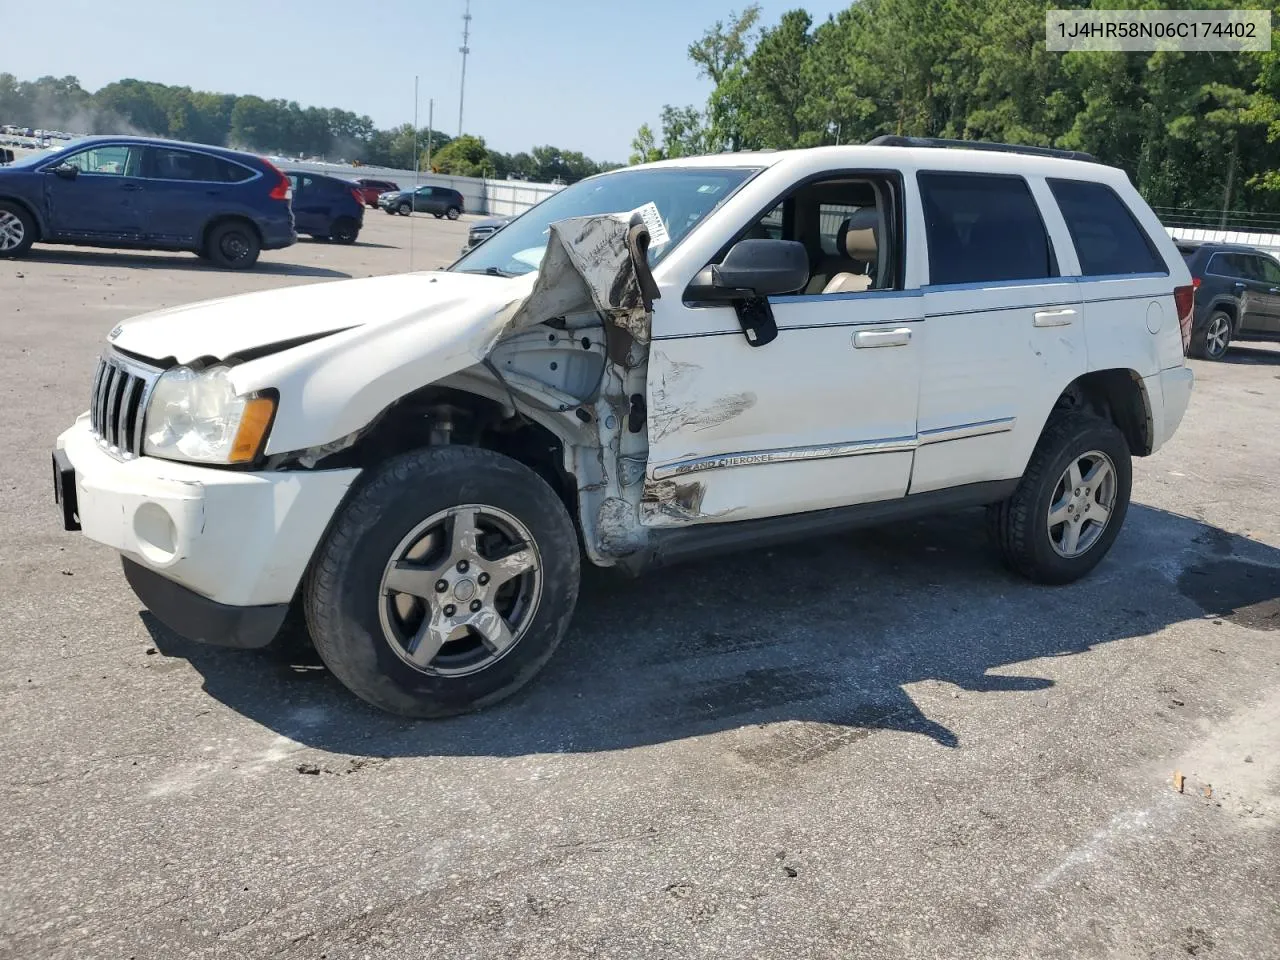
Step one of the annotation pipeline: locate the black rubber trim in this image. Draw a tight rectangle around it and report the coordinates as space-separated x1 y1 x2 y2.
122 557 287 649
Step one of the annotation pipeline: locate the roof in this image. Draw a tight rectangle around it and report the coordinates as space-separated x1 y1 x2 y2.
624 143 1122 179
57 134 263 159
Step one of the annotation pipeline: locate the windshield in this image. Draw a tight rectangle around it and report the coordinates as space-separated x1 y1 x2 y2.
451 166 758 277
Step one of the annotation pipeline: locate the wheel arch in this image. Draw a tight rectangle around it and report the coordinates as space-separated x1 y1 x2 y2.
1054 369 1153 456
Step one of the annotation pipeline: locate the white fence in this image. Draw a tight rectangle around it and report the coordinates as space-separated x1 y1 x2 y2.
283 159 564 217
1163 226 1280 255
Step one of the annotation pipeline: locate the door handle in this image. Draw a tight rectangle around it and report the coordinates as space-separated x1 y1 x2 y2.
1033 308 1076 327
1234 281 1246 288
853 328 912 348
121 182 141 192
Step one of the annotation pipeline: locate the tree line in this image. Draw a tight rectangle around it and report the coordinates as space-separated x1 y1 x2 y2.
633 0 1280 217
0 74 619 183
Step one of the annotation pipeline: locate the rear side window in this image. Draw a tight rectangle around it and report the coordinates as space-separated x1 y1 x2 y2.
1047 178 1165 276
147 147 254 183
1255 255 1280 284
918 172 1056 285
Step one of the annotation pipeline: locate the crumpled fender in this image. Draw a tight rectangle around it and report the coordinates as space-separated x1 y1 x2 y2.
232 211 658 458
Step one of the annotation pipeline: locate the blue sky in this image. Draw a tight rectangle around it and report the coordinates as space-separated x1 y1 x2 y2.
0 0 847 162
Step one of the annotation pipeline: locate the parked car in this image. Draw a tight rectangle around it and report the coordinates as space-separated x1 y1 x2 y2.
0 135 295 268
461 216 510 253
353 177 399 208
284 171 364 244
379 184 464 219
1176 240 1280 359
54 137 1194 718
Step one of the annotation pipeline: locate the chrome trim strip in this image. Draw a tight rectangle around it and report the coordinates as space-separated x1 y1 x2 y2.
651 418 1015 479
917 417 1016 445
652 436 917 480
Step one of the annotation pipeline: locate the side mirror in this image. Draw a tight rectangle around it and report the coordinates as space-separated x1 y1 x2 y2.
685 239 809 348
51 163 79 180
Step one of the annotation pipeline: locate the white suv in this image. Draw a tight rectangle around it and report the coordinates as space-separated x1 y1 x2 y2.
53 138 1196 717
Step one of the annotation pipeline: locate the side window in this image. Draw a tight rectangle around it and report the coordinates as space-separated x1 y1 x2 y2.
733 177 900 296
147 147 225 182
918 172 1056 285
1206 253 1235 278
1047 178 1165 276
1256 255 1280 285
61 145 136 176
216 159 255 183
287 173 303 193
417 186 433 196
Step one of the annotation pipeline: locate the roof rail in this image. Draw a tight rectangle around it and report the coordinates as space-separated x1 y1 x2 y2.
867 135 1097 164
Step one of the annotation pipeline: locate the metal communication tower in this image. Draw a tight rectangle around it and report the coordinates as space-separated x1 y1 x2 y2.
457 0 472 138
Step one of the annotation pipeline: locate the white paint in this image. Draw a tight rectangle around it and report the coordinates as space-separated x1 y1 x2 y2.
1035 801 1172 889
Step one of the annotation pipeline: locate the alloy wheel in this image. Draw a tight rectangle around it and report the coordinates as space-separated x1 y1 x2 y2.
1047 450 1118 558
0 211 25 252
1205 315 1230 358
378 504 543 677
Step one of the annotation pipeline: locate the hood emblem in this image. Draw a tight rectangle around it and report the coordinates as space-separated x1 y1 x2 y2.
108 324 124 341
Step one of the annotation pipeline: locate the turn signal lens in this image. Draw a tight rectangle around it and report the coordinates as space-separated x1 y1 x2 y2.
229 395 276 463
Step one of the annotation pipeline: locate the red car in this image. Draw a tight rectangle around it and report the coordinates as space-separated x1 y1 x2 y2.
353 178 400 208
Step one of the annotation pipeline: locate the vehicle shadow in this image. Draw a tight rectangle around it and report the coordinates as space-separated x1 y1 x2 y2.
1222 344 1280 365
25 248 350 278
144 503 1280 758
297 238 399 250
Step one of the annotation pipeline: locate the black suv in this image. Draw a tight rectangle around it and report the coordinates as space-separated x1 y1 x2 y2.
1178 240 1280 359
378 185 464 219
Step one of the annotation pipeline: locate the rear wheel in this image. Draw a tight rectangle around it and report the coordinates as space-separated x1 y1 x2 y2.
204 220 261 269
305 446 581 717
330 217 359 245
987 412 1131 585
1190 310 1232 360
0 201 35 259
446 206 461 221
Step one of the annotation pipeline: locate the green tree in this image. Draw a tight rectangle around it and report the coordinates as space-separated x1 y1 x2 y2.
432 133 489 176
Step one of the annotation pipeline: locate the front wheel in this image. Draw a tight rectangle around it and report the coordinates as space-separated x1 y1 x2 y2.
0 201 35 259
987 412 1131 585
305 446 581 717
397 202 412 216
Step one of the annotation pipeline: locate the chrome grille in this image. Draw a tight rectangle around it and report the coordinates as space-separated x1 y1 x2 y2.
88 352 162 459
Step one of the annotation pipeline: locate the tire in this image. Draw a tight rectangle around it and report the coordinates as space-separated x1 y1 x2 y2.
1189 310 1232 360
987 412 1132 585
204 220 261 269
446 206 461 221
433 213 443 219
384 207 397 216
397 202 412 216
305 446 581 717
330 217 359 245
0 200 36 259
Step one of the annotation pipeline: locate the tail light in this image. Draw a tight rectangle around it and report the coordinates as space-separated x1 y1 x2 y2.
263 160 291 200
1174 282 1196 354
350 187 363 205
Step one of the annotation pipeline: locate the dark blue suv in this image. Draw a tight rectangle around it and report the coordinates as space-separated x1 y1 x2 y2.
0 136 296 269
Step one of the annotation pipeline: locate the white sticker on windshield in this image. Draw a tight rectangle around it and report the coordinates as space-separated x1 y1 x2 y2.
633 202 671 247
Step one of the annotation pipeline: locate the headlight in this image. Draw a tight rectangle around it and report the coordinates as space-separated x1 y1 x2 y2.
143 365 276 464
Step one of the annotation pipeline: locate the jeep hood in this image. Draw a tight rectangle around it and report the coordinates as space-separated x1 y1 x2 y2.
109 270 524 365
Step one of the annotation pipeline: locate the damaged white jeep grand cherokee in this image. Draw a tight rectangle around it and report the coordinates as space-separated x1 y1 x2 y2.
53 137 1195 717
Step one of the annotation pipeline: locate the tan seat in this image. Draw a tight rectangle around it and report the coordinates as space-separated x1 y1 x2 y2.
822 208 879 294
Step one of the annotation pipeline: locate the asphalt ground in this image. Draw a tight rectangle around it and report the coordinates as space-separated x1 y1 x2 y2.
2 212 1277 959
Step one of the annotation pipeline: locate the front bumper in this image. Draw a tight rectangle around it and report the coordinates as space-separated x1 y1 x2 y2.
56 416 359 638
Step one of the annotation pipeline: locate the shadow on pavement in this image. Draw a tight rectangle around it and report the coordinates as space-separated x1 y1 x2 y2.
145 503 1280 758
26 248 350 278
1221 344 1280 365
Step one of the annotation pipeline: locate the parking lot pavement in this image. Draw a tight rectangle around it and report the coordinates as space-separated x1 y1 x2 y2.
1 219 1278 959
